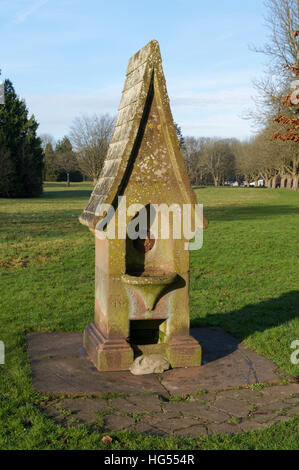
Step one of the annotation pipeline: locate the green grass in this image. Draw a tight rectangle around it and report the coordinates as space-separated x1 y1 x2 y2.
0 183 298 450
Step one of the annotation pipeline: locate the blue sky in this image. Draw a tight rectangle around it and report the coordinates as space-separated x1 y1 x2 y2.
0 0 269 141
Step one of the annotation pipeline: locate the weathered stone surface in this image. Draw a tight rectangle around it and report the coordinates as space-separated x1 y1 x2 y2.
215 388 264 403
178 425 208 437
194 406 229 423
27 332 83 359
27 334 168 396
282 396 299 406
109 395 162 414
27 329 287 396
162 401 204 414
104 414 135 431
130 354 170 375
28 330 299 437
125 395 163 412
252 410 281 424
31 357 167 395
162 401 228 423
191 327 239 364
161 328 285 394
154 417 201 433
79 40 198 230
239 420 270 432
213 398 252 418
285 405 299 417
44 398 111 424
262 384 299 399
132 421 167 435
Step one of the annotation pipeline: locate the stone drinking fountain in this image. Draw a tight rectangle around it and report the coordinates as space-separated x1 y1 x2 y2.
79 40 207 372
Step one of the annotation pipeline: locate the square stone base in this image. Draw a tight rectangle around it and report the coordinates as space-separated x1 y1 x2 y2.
166 336 202 368
84 323 134 371
84 322 201 371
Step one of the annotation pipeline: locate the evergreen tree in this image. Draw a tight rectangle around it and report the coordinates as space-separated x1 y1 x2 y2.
174 122 185 149
0 79 44 197
44 142 58 181
55 136 78 186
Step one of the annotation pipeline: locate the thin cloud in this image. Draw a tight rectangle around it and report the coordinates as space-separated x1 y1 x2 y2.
171 88 252 110
14 0 48 24
218 32 234 41
23 89 254 141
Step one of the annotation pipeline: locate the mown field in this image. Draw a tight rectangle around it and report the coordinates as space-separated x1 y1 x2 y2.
0 183 298 450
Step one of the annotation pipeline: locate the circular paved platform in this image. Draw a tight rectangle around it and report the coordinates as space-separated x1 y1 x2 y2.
27 329 299 436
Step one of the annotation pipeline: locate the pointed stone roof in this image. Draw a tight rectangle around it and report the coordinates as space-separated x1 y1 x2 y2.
79 40 198 229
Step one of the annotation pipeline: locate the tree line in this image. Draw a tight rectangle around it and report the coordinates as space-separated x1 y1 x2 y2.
41 113 114 186
181 126 298 189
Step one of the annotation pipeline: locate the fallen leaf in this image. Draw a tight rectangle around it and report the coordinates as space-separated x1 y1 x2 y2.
101 435 113 444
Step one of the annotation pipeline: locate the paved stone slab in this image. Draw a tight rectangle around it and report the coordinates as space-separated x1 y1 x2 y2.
214 388 264 403
179 425 208 437
239 420 270 432
191 405 229 423
27 332 83 359
152 417 201 433
104 415 135 431
27 329 299 437
132 422 167 435
262 384 299 399
44 397 111 424
162 328 287 395
27 333 167 396
282 396 299 406
162 401 229 423
109 395 162 414
125 395 163 413
286 405 299 417
213 397 252 417
30 356 167 395
191 327 239 364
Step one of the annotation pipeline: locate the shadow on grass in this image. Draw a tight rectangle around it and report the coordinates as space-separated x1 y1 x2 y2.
191 290 299 368
205 204 298 222
43 190 92 199
0 209 87 239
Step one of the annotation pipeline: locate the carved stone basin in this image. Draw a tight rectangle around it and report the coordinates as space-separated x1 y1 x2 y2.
121 272 177 311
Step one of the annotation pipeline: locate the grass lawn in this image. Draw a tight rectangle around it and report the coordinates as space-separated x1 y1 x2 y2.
0 182 298 450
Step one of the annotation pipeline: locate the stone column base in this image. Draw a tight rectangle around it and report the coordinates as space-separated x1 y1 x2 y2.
84 322 134 371
166 335 202 368
84 324 201 371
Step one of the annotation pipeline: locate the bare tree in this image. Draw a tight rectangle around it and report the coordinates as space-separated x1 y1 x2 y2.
69 114 115 184
247 0 299 190
250 0 298 124
183 137 202 184
198 138 235 186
